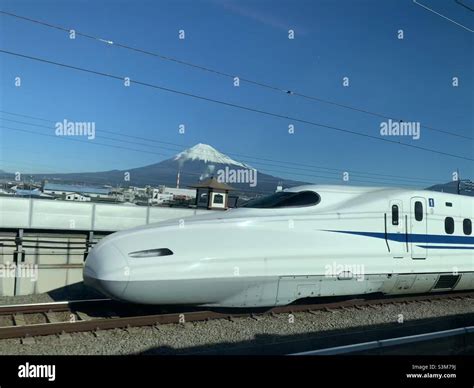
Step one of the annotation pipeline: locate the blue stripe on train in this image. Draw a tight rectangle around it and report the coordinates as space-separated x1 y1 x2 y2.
325 230 474 245
417 245 474 250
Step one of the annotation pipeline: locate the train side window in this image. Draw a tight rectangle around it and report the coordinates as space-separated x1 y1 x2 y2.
463 219 472 235
414 201 423 221
242 191 320 208
213 194 224 204
391 205 399 225
445 217 454 234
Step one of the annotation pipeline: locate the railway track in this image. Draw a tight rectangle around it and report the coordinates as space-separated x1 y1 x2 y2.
0 291 473 341
0 298 111 315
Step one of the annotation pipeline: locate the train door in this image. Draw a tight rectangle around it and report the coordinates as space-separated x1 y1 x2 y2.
410 197 427 259
387 200 405 256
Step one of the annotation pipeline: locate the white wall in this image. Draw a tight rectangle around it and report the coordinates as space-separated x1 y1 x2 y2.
0 197 212 231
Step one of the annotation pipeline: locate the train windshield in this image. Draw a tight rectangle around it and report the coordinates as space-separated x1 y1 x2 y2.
241 191 320 208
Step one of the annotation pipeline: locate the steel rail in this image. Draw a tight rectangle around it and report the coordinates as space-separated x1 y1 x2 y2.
0 298 111 315
0 291 472 340
292 326 474 355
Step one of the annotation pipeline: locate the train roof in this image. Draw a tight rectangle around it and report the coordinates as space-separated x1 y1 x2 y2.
285 185 390 193
284 185 473 212
285 184 472 198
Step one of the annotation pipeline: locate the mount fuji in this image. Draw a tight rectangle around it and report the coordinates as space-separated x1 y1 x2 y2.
5 143 307 194
174 143 250 169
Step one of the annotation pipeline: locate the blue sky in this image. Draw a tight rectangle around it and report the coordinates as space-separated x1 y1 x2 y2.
0 0 472 188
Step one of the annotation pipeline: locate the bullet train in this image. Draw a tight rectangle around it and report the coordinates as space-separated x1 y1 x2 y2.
83 185 474 307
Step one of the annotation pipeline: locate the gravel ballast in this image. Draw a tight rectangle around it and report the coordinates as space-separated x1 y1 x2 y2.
0 296 472 355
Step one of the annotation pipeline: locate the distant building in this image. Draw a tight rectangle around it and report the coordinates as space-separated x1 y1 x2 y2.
122 189 136 203
0 187 15 196
159 186 196 200
130 186 149 197
14 188 43 197
43 183 111 199
189 178 235 210
149 189 173 205
65 193 91 202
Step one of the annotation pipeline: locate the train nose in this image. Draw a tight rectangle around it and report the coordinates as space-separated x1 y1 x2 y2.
83 240 130 300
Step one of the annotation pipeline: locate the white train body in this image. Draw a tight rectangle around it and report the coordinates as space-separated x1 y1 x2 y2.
83 185 474 307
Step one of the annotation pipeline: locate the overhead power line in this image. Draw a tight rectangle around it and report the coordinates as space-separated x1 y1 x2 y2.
0 49 472 163
0 152 426 196
0 111 443 184
0 124 426 188
0 10 471 140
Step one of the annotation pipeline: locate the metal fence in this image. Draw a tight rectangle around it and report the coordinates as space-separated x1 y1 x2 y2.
0 196 213 296
0 196 207 232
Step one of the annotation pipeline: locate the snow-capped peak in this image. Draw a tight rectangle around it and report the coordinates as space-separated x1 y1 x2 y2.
174 143 249 168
